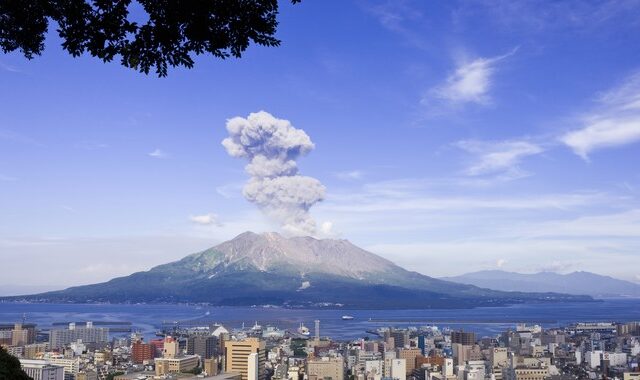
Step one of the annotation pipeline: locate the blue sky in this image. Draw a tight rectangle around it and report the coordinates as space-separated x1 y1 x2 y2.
1 0 640 291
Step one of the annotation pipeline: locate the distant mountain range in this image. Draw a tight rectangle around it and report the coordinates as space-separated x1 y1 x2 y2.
442 270 640 298
5 232 593 308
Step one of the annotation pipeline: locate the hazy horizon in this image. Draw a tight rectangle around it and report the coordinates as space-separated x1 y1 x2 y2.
2 1 640 289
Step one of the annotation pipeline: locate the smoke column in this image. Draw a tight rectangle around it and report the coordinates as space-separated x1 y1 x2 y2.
222 111 326 235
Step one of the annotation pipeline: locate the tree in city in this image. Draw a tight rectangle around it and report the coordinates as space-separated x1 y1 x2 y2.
0 346 31 380
0 0 301 76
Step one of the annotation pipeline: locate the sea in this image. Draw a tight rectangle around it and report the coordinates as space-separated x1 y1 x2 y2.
1 299 639 340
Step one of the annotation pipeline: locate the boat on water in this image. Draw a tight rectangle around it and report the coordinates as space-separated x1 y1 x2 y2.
341 315 355 320
262 326 285 339
297 323 310 336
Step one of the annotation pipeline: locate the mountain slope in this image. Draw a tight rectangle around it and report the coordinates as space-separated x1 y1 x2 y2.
442 270 640 298
11 232 593 308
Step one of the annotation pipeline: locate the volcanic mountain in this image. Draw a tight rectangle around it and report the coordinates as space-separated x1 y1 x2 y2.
16 232 592 308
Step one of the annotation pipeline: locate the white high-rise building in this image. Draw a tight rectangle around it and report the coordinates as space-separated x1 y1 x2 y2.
443 358 454 377
365 360 384 380
248 352 259 380
49 322 108 349
20 359 64 380
391 359 406 380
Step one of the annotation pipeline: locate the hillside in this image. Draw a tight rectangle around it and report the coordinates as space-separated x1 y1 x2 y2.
9 232 593 308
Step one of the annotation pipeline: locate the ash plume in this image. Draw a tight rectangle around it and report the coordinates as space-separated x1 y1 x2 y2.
222 111 326 235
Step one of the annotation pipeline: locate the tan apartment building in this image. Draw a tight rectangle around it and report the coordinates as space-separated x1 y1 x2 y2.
225 337 266 380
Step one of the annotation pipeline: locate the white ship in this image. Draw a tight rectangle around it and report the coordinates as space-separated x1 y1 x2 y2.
262 326 285 339
341 315 354 320
297 323 310 335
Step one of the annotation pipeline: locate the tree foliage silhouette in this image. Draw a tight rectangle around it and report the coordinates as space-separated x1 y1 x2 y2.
0 0 301 76
0 346 31 380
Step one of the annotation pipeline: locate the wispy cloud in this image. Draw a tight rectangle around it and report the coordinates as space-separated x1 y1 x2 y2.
362 0 430 50
335 170 364 180
322 178 607 213
460 0 640 35
216 182 244 199
561 71 640 160
189 213 222 226
148 148 168 159
455 139 543 178
424 48 518 109
75 141 109 150
0 60 21 73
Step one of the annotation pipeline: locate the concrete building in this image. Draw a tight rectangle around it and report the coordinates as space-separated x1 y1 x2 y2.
396 348 422 375
391 358 407 380
443 358 454 377
490 348 509 368
12 323 33 346
205 358 220 376
23 343 48 359
384 351 397 377
390 331 410 349
49 322 108 349
155 355 200 376
505 367 549 380
225 338 266 380
365 359 383 380
0 323 36 346
307 356 345 380
187 334 218 359
132 340 155 363
47 356 80 379
451 331 476 346
163 336 180 358
20 359 64 380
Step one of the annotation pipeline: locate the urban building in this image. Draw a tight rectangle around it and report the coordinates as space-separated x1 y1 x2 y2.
131 340 155 363
49 322 108 349
155 355 200 376
307 356 345 380
390 358 407 380
187 334 218 359
225 337 266 380
451 331 476 346
20 359 64 380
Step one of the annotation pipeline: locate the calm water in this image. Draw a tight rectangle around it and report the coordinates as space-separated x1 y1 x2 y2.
1 299 639 340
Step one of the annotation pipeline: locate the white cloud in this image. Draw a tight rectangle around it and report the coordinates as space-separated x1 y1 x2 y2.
561 118 640 160
426 48 518 107
496 258 507 268
455 139 543 177
190 213 222 226
148 148 168 159
561 71 640 159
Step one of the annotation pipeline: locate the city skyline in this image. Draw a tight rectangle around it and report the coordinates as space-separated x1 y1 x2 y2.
2 1 640 289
